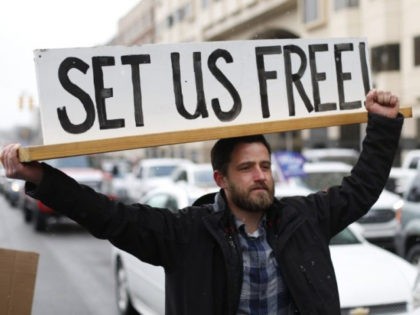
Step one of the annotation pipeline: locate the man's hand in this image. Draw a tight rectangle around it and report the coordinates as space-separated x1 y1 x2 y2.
365 89 400 119
0 144 43 185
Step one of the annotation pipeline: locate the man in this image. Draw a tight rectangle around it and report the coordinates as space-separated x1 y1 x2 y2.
1 89 402 314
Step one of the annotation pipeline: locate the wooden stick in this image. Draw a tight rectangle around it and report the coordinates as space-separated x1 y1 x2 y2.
18 107 412 162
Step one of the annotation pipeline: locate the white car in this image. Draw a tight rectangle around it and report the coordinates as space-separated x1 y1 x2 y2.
170 162 219 201
124 158 193 202
292 161 404 250
111 186 420 315
402 150 420 170
301 148 359 166
386 167 418 197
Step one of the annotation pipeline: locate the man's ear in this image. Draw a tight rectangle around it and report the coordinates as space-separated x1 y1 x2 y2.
213 170 226 188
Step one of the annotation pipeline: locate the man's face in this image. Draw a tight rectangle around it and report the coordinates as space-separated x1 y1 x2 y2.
220 142 274 213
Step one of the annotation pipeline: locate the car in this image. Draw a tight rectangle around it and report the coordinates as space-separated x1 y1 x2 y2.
124 158 193 202
299 161 353 191
112 184 186 315
332 223 419 314
356 189 404 250
301 148 359 166
3 178 25 207
395 171 420 264
402 150 420 170
386 167 418 197
103 159 136 204
170 162 219 201
21 155 112 232
285 161 404 250
0 164 8 194
111 186 420 315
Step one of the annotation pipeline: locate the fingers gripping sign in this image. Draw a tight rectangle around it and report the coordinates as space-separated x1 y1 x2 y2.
0 144 43 185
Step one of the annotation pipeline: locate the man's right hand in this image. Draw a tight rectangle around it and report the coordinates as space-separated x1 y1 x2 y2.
1 144 44 185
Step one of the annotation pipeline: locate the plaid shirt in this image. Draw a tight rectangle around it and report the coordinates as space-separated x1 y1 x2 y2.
236 219 290 314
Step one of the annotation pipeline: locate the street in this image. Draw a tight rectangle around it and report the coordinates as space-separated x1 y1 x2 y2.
0 195 119 315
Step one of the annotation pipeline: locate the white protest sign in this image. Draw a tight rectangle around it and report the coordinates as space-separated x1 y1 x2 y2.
35 37 371 146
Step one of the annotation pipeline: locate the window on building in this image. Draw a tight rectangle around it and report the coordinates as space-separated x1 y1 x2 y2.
302 0 326 27
202 0 209 8
334 0 359 11
414 36 420 66
371 44 400 72
303 0 319 23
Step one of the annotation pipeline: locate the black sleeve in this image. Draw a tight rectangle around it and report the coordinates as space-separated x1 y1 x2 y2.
25 163 190 268
305 112 404 238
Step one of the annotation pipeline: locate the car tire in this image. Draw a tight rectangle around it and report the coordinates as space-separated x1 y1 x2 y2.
34 211 47 232
23 207 32 223
115 259 139 315
406 243 420 264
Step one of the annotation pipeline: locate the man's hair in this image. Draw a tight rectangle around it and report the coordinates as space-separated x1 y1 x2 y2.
210 135 271 175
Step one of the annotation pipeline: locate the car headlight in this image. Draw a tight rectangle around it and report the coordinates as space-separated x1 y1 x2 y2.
393 199 404 211
413 271 420 309
11 181 21 192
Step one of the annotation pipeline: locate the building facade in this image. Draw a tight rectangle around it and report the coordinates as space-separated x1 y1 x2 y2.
112 0 420 163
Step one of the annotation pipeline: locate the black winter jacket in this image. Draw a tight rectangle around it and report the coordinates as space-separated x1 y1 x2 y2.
26 113 403 315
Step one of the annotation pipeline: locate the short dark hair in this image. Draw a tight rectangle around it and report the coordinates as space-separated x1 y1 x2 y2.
210 135 271 175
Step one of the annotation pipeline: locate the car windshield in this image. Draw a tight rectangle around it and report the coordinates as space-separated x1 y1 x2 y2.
300 171 350 191
46 156 91 168
329 227 360 245
194 169 215 187
148 165 179 178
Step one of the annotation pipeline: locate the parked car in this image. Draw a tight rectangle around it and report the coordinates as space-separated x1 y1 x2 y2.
402 150 420 170
125 158 193 202
386 167 418 197
103 159 135 204
111 184 420 315
0 164 8 194
21 155 112 232
395 171 420 263
301 148 359 166
357 189 404 250
299 161 353 191
3 178 25 207
288 161 404 250
170 162 219 201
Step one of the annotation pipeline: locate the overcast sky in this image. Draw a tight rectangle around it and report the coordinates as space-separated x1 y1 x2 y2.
0 0 140 132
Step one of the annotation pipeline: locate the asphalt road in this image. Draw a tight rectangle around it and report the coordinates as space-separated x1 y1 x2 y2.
0 195 119 315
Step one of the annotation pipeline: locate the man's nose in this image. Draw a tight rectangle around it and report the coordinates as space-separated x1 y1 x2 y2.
253 166 267 181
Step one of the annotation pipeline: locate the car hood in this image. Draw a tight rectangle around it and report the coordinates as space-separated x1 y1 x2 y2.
331 243 417 308
373 189 402 208
61 167 104 181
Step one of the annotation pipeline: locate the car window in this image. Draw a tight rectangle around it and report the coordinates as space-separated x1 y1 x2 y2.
301 171 350 191
176 170 187 182
145 193 179 212
409 157 420 169
46 156 91 168
329 228 360 245
407 175 420 202
148 165 179 178
194 169 214 187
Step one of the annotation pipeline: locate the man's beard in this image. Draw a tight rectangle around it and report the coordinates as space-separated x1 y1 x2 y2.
228 181 274 213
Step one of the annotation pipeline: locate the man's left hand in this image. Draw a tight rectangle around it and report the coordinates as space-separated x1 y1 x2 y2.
365 89 400 119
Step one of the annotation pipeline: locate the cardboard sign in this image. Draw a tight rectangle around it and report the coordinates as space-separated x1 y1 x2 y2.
0 248 39 315
35 38 371 144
